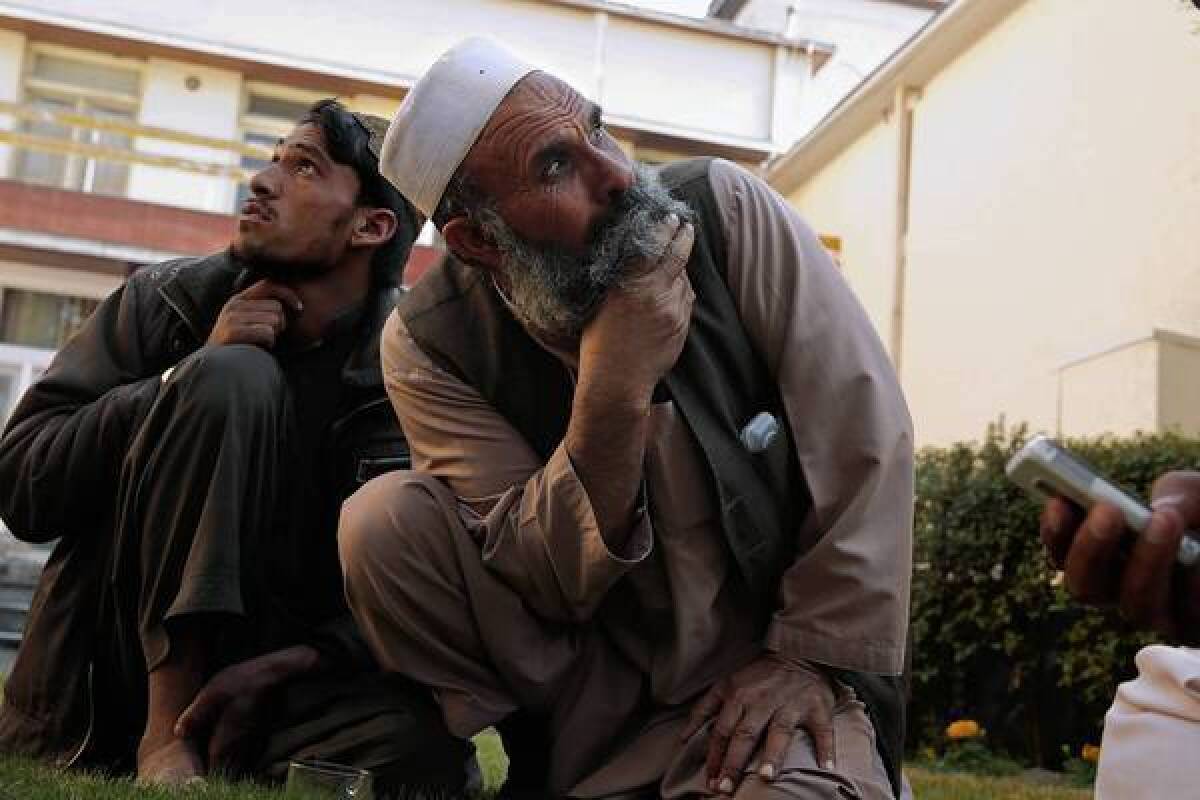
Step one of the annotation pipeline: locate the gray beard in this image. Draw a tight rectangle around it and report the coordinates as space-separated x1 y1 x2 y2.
475 163 693 340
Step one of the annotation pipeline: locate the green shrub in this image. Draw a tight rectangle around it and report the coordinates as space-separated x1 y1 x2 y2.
935 740 1023 777
909 424 1200 766
1059 746 1099 788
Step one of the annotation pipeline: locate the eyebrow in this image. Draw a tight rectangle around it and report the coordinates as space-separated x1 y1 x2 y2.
291 140 333 168
530 132 571 175
527 101 605 176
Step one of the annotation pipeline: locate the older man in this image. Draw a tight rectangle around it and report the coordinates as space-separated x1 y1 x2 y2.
340 39 913 799
0 100 468 792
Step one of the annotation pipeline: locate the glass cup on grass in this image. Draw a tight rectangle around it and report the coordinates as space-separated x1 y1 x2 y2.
284 759 373 799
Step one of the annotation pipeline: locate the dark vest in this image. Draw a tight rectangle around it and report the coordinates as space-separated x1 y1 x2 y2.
402 158 904 797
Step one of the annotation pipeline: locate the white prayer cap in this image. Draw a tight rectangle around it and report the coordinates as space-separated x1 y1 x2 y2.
380 37 536 218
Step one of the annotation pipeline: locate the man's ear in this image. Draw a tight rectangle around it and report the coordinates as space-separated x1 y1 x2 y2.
442 215 501 272
351 207 398 249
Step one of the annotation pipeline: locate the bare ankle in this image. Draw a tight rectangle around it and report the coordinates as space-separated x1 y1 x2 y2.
136 736 205 786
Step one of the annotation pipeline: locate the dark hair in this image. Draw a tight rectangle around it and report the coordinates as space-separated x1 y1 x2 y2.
300 98 423 287
432 165 485 230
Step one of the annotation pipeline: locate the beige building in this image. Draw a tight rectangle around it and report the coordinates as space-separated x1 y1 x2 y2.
769 0 1200 445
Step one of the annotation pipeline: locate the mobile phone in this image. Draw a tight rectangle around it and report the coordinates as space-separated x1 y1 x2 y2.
1005 434 1200 567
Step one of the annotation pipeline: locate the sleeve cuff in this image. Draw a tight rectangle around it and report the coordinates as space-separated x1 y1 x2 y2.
605 482 653 564
494 445 653 621
549 445 653 566
765 618 905 676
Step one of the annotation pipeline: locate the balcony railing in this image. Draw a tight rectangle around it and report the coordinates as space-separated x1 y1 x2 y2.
0 99 272 184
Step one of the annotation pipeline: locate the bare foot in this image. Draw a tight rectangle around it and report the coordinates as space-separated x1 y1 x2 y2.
137 737 206 787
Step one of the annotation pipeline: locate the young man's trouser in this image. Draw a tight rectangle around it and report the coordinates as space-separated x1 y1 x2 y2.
96 344 467 792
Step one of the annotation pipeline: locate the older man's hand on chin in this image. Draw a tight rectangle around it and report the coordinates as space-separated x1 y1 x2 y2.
577 213 695 394
567 214 695 554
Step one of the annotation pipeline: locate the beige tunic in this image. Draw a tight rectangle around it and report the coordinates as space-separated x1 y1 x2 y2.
361 159 913 795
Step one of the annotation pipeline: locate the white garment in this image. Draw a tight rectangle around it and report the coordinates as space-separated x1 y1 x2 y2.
1096 645 1200 799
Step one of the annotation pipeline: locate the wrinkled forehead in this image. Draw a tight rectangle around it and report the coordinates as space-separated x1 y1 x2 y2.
463 72 587 186
279 121 331 157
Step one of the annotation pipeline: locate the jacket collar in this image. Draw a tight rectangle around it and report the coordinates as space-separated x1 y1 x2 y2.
344 285 400 388
158 248 398 388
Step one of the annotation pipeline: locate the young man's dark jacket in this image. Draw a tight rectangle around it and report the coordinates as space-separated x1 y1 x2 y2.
0 251 406 767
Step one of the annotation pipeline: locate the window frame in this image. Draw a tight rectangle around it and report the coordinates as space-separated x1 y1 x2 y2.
10 42 145 196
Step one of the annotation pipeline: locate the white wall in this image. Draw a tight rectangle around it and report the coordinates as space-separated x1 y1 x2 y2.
9 0 811 152
603 17 776 142
1058 338 1160 438
732 0 935 135
1159 333 1200 435
127 58 242 213
794 0 932 134
791 117 898 343
785 0 1200 445
901 0 1200 444
1057 331 1200 438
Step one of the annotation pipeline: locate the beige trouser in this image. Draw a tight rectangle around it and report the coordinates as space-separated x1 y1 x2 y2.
339 471 894 799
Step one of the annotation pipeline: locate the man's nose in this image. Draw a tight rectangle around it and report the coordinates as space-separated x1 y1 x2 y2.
248 162 280 198
590 147 634 202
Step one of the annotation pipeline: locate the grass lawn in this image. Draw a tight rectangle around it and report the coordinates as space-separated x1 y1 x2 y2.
0 669 1091 800
906 768 1091 800
0 734 1093 800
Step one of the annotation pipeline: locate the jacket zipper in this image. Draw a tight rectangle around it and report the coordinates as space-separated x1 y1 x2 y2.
157 286 204 345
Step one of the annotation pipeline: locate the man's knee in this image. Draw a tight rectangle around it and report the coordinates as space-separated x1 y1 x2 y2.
168 344 285 418
338 471 458 589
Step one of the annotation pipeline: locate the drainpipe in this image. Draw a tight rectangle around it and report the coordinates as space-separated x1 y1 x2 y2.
770 44 788 150
890 84 919 377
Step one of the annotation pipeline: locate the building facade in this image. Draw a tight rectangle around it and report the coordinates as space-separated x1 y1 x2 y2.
0 0 830 423
769 0 1200 445
708 0 944 135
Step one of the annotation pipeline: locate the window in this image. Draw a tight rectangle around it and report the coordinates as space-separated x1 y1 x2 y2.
0 367 16 423
235 84 324 208
0 346 52 427
0 281 101 426
11 46 142 197
0 288 97 350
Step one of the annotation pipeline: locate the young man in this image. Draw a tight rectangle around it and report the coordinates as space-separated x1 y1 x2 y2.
0 99 468 792
340 39 914 799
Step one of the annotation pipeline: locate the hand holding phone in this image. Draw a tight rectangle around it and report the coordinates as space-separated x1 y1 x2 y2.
1006 435 1200 567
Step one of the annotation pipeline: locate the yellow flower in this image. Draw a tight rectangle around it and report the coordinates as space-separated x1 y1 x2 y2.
945 719 983 740
1082 744 1101 763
